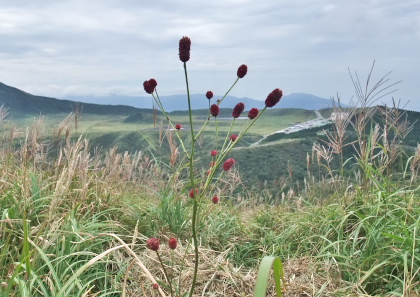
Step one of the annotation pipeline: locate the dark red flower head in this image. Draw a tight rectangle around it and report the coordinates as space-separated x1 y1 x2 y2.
153 284 159 290
189 188 198 198
232 102 245 118
223 158 236 171
168 238 177 250
210 104 220 117
143 79 157 94
248 108 259 119
146 238 160 251
175 124 182 130
237 64 248 78
211 150 217 156
230 134 237 142
265 88 283 108
206 91 213 99
212 196 219 204
179 36 191 62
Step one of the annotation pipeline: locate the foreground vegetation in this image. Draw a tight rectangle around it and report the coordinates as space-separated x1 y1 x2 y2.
1 96 420 296
0 103 420 296
2 37 420 296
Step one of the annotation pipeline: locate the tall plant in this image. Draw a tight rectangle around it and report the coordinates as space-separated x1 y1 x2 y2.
142 36 285 297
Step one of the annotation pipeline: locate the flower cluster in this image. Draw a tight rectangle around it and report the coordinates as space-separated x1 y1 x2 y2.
143 78 157 94
232 102 245 118
212 196 219 204
237 64 248 78
265 88 283 108
230 134 237 142
223 158 236 171
179 36 191 62
175 124 182 130
211 150 217 156
210 104 220 117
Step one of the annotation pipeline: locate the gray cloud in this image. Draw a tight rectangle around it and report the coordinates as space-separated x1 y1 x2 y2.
0 0 419 109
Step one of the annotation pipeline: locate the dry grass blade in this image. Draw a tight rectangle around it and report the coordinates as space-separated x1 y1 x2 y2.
0 104 9 123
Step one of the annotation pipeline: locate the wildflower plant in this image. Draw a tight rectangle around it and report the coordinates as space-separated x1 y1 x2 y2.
143 36 284 296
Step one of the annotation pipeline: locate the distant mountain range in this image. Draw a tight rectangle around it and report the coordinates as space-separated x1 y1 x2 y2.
65 93 338 111
0 81 339 116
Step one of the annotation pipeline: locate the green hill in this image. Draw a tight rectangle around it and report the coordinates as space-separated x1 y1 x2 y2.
0 82 147 116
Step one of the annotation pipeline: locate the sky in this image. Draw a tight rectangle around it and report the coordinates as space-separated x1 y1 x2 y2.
1 0 419 109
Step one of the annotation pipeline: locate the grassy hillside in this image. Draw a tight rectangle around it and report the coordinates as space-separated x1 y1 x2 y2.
5 104 420 192
2 101 420 296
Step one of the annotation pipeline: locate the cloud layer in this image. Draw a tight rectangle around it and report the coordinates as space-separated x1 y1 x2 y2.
0 0 419 108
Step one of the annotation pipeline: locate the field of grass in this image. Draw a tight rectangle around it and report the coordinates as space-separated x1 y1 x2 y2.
8 107 316 135
2 101 420 297
7 108 319 184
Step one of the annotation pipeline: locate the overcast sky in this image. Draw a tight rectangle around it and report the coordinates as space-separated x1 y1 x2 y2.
1 0 419 109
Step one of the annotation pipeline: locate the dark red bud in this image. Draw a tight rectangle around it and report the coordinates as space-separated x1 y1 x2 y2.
237 64 248 78
206 91 213 99
265 88 283 108
146 238 160 251
210 104 220 117
223 158 236 171
248 108 259 119
179 36 191 62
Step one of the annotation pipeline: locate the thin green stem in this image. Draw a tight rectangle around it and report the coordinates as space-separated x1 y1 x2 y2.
156 251 173 296
170 251 175 297
215 117 219 152
218 77 240 105
153 91 190 158
235 107 267 140
208 99 211 117
202 110 267 196
203 164 226 195
194 77 240 141
219 107 268 172
178 240 191 296
194 117 211 141
183 62 199 297
220 118 236 155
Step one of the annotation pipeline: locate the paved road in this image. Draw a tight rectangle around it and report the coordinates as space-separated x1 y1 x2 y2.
314 109 324 119
250 110 330 146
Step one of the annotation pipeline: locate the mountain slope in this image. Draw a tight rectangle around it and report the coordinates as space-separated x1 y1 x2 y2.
0 82 148 116
277 93 336 109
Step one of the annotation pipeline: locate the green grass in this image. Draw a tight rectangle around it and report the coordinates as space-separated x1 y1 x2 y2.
8 107 316 135
2 104 420 296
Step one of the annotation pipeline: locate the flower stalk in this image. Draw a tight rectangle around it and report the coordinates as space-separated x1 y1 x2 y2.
143 36 283 297
182 59 201 297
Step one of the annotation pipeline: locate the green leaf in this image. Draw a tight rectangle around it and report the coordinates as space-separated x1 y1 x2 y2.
254 256 284 297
